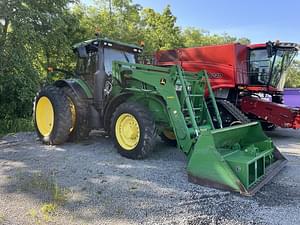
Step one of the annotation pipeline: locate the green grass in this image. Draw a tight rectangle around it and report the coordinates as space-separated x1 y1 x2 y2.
0 213 5 223
0 118 34 137
17 172 69 205
15 172 70 224
28 203 58 224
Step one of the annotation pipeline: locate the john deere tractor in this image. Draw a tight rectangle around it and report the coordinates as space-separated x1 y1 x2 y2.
33 38 287 195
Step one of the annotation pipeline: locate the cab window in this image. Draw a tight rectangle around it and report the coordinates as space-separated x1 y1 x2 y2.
76 51 98 76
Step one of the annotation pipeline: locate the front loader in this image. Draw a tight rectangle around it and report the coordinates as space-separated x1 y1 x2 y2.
33 37 286 195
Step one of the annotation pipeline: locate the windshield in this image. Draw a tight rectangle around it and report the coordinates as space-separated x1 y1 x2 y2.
103 48 136 75
249 48 297 90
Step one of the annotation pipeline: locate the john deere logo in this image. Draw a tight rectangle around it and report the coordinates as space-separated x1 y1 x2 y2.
160 78 166 85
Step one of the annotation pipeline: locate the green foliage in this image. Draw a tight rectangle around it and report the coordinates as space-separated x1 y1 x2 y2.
71 1 245 53
181 27 250 47
0 118 33 136
141 5 182 53
72 0 144 45
0 0 77 134
285 60 300 88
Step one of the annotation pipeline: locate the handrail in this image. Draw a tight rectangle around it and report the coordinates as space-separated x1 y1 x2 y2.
176 65 200 136
203 70 223 129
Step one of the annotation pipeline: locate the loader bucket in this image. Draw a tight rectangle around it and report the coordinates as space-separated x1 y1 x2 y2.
187 122 287 196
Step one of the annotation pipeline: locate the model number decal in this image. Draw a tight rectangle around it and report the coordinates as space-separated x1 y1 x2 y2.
207 73 223 79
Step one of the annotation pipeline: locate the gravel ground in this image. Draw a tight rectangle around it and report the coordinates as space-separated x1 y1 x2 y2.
0 128 299 225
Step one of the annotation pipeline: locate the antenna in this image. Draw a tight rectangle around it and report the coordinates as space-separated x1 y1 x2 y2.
109 0 112 19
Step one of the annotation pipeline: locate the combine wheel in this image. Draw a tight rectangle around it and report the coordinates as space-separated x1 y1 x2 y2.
33 85 72 145
111 102 157 159
208 100 250 128
63 87 90 141
261 122 277 131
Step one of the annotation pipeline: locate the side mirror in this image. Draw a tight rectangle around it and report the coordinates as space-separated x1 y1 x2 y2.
266 41 274 58
77 46 88 58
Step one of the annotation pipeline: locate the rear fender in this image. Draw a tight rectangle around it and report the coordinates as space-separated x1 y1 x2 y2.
54 79 92 99
54 79 102 129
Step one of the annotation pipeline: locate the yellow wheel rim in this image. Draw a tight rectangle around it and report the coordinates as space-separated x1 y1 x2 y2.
68 97 76 132
115 113 140 150
36 96 54 137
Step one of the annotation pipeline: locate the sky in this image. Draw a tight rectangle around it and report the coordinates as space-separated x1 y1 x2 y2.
82 0 300 44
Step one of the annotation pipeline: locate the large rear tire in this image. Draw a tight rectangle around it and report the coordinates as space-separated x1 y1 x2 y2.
110 102 157 159
33 85 72 145
63 86 90 141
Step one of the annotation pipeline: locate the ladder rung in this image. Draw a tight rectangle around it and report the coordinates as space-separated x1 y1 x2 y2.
187 94 203 97
182 79 198 82
182 107 202 111
184 95 202 100
181 76 199 80
178 80 198 84
185 116 201 120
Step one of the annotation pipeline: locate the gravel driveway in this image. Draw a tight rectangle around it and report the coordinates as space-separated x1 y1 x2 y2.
0 128 299 225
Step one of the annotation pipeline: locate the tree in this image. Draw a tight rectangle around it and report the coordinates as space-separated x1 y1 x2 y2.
181 27 250 48
0 0 75 120
72 2 183 53
72 0 143 45
285 60 300 88
141 5 182 53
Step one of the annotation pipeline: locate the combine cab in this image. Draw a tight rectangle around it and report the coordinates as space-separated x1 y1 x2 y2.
155 41 299 131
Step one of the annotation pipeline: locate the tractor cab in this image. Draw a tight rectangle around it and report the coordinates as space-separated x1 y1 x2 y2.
247 42 298 92
73 38 143 90
72 38 143 109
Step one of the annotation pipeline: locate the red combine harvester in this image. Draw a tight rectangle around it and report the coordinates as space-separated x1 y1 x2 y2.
154 41 299 130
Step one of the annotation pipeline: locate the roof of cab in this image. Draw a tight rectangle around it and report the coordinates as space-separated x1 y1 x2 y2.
72 38 143 52
248 42 299 50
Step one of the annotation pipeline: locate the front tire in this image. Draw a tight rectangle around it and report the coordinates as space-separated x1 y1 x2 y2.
33 85 72 145
111 102 157 159
159 129 177 146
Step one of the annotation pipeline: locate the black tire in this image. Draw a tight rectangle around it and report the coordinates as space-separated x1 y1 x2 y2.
33 85 72 145
110 102 157 159
208 99 250 128
159 130 177 146
261 122 277 131
62 86 90 141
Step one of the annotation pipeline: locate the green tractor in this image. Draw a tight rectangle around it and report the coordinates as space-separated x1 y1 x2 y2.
33 38 287 195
